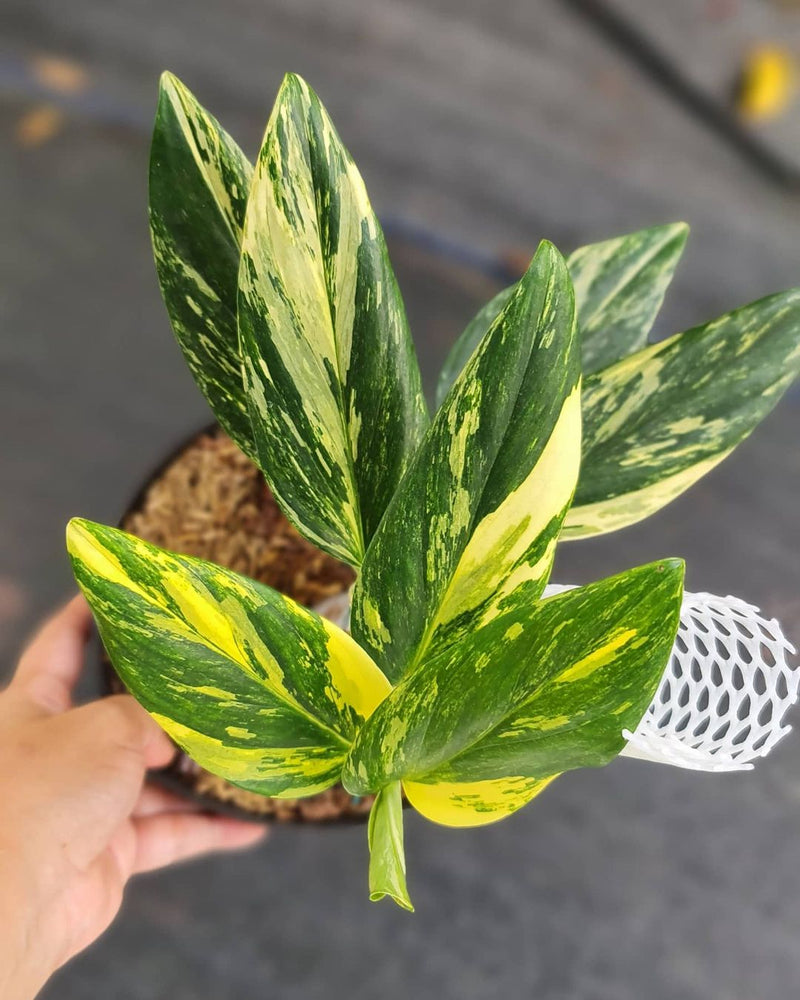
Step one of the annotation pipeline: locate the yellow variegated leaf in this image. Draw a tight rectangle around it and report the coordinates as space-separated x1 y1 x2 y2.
403 775 556 828
67 518 391 798
564 288 800 538
344 560 684 805
150 73 256 459
436 223 689 406
238 73 427 566
351 241 581 683
569 222 688 374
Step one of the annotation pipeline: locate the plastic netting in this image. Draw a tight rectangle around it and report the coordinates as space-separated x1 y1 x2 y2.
315 585 798 773
544 585 799 772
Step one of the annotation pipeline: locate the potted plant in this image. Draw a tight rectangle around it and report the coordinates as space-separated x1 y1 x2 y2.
67 72 800 911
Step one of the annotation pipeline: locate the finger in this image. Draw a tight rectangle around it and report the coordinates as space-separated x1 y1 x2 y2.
132 812 267 874
11 595 93 715
133 783 200 818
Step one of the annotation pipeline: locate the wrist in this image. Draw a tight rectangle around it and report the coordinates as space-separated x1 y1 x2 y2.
0 844 56 1000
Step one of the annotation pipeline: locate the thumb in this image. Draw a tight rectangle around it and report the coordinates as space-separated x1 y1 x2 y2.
8 595 92 720
69 694 176 771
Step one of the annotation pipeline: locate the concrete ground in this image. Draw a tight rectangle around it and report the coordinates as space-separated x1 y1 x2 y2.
1 2 800 997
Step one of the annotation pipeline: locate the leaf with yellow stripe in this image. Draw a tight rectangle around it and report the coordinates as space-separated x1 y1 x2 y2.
351 240 582 683
403 775 557 828
67 518 391 798
564 289 800 538
343 559 685 827
436 223 688 406
238 73 428 567
149 72 255 459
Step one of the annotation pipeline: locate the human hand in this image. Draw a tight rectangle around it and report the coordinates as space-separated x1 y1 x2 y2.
0 596 266 1000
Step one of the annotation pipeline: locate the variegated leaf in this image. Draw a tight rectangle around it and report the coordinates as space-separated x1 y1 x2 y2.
368 782 413 910
238 73 428 567
150 72 255 459
343 560 685 824
351 241 581 683
67 518 391 798
436 223 688 406
403 775 556 828
564 289 800 538
569 222 688 374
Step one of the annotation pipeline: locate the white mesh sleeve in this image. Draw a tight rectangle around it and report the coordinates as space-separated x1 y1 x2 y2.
544 585 799 772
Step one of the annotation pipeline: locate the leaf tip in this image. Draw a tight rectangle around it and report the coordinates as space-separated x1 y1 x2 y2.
369 889 415 912
65 516 92 553
278 71 308 100
667 220 690 249
526 240 571 294
532 238 564 266
652 558 686 604
158 70 182 100
658 556 686 579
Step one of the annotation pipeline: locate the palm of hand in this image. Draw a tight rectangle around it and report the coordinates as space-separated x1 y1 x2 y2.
0 597 264 1000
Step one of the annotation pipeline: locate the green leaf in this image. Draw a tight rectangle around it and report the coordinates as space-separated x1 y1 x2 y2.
67 518 391 798
435 286 514 409
435 223 688 406
238 73 428 567
343 559 685 816
564 289 800 538
351 241 581 684
149 72 255 459
367 782 413 911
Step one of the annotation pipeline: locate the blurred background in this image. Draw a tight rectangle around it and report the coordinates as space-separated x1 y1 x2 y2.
2 1 800 997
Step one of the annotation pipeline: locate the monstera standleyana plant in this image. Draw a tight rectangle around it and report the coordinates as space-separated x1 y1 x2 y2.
66 71 800 911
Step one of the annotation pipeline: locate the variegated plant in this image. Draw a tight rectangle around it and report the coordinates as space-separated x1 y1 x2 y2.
68 71 800 911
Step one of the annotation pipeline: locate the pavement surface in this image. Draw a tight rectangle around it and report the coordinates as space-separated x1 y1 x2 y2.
2 2 800 998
